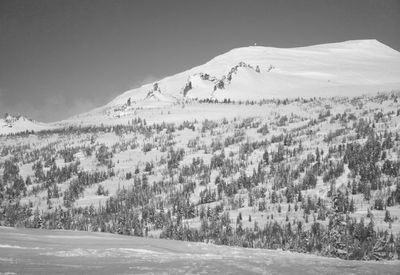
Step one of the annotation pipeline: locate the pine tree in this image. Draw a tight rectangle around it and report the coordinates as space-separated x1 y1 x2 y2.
384 210 392 223
263 150 269 165
349 198 355 213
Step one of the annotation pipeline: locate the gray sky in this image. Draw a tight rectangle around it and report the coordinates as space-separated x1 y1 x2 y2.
1 0 399 122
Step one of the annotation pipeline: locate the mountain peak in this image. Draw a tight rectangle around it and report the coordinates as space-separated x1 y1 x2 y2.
0 113 48 136
9 40 399 129
95 40 400 116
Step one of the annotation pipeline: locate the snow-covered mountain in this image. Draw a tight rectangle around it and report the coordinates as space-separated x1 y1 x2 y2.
4 39 400 133
112 40 400 102
0 114 49 135
65 39 400 123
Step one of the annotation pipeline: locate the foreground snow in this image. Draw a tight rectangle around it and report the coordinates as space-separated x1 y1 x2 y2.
0 227 398 274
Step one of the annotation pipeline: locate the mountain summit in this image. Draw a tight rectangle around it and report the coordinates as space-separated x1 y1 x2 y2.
103 39 400 109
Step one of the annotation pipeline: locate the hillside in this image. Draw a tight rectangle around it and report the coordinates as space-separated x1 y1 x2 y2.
1 41 400 263
1 92 400 261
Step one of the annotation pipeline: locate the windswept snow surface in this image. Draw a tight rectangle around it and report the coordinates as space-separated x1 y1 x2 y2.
0 227 399 274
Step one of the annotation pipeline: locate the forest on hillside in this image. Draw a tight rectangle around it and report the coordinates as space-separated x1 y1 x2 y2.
1 93 400 261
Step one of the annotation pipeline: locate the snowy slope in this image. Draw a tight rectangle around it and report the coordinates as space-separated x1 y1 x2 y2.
2 227 399 274
105 39 400 106
0 114 50 135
